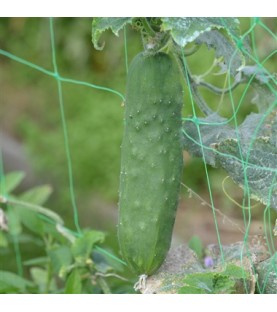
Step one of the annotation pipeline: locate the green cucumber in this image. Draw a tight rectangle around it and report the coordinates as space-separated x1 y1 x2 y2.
118 52 184 275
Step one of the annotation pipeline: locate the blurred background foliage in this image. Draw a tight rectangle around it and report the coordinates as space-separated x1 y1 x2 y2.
0 17 276 257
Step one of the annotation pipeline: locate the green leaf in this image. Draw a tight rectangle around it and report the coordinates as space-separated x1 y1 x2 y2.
238 65 273 84
188 236 204 260
64 269 82 294
215 136 277 209
48 245 73 274
18 209 45 236
7 233 43 245
0 270 34 293
183 113 235 166
0 231 8 247
92 17 133 50
0 171 25 194
224 263 247 279
71 230 105 264
6 206 22 235
30 267 56 293
213 273 236 294
182 272 214 293
23 257 49 266
183 112 277 209
256 253 277 294
8 197 64 225
16 191 50 235
161 17 240 48
139 244 256 294
20 185 52 206
195 30 245 75
237 66 277 112
18 185 53 235
92 248 124 273
179 265 243 294
179 285 207 294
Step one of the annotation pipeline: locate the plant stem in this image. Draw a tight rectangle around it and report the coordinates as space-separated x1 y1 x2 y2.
45 260 53 294
141 18 156 37
173 50 214 116
183 44 201 56
197 79 241 95
97 276 112 294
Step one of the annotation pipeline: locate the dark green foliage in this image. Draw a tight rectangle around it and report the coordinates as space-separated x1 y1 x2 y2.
0 172 129 294
179 264 249 294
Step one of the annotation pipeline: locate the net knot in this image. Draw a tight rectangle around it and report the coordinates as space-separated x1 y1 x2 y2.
253 17 260 25
191 116 200 125
52 72 60 80
236 38 244 50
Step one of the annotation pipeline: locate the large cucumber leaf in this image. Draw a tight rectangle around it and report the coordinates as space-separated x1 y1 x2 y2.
161 17 240 47
195 30 246 76
237 65 277 112
92 17 133 50
183 111 277 209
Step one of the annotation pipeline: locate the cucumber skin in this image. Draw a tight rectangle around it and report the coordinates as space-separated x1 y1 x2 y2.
118 52 184 275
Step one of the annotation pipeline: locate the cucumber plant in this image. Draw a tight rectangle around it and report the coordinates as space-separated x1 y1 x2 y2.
92 17 277 280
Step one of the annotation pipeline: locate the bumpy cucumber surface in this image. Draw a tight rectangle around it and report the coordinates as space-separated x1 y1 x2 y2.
118 52 184 275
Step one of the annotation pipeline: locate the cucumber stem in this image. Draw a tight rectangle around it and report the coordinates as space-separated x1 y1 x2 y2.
183 44 201 56
141 18 156 37
197 79 241 95
173 50 214 116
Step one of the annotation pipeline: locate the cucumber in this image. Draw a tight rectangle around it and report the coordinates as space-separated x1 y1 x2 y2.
118 52 184 275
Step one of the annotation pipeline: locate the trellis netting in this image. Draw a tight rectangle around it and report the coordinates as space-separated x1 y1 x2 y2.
0 17 276 294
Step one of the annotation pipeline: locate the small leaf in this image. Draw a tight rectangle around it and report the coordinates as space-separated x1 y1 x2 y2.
9 198 64 225
64 269 82 294
6 206 22 235
30 267 56 293
0 171 25 194
92 17 133 50
0 231 8 247
20 185 52 206
48 245 73 274
161 17 240 48
179 285 207 294
92 250 112 274
182 272 214 293
213 273 236 294
18 209 45 236
8 233 43 245
16 195 49 235
71 230 105 264
224 263 247 279
188 236 204 260
0 270 34 293
23 257 49 266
